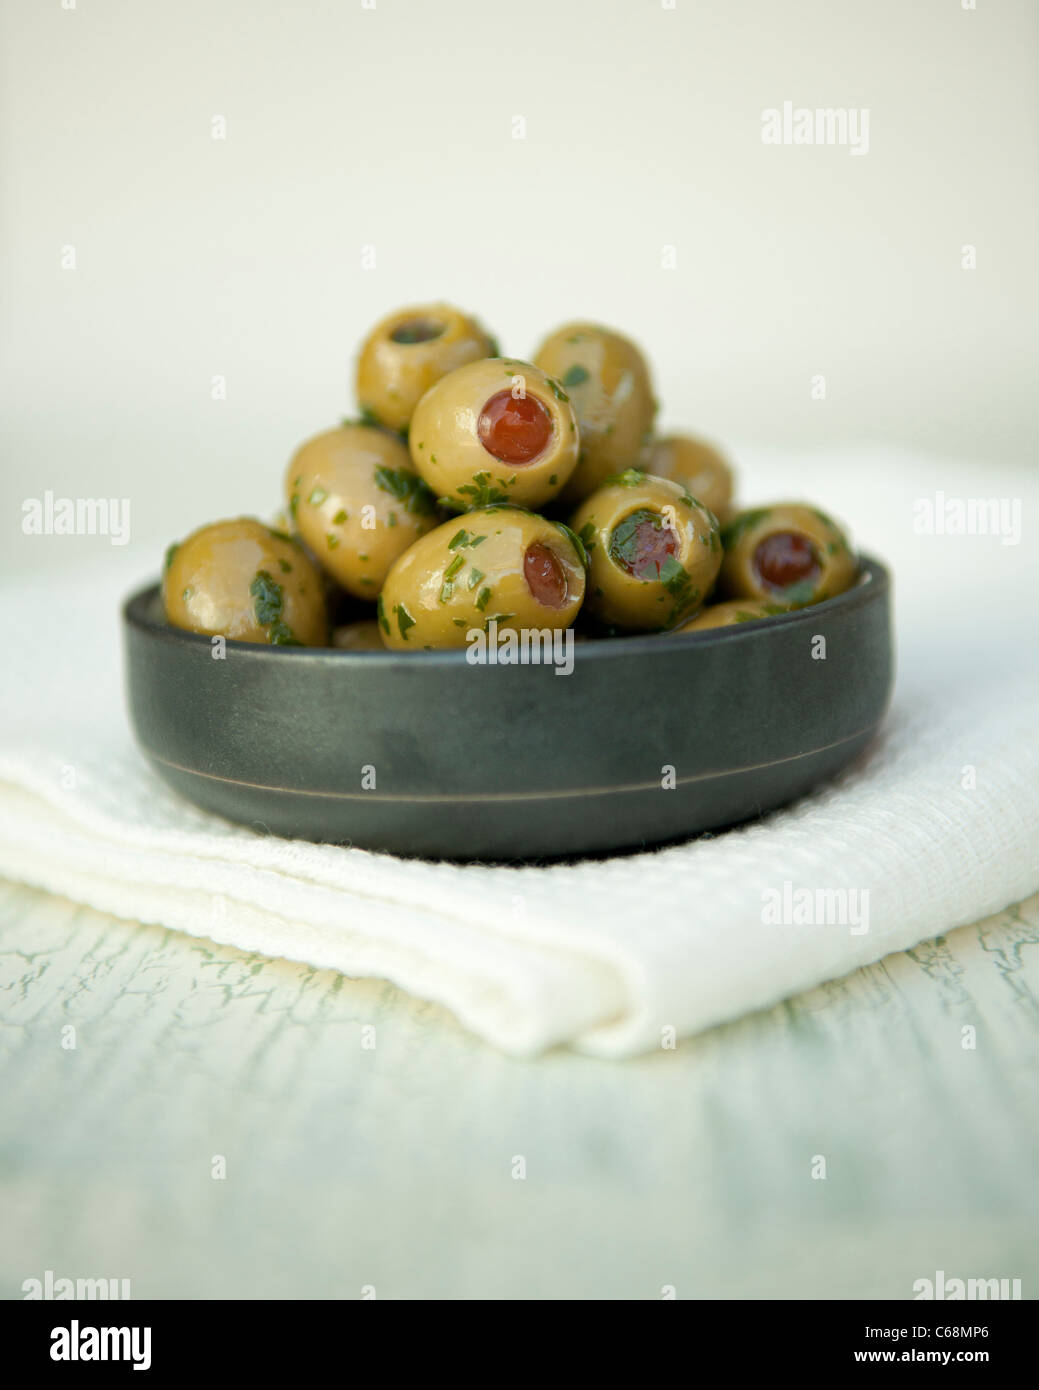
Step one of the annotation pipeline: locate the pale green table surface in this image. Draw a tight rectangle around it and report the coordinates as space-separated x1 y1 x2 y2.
2 879 1037 1300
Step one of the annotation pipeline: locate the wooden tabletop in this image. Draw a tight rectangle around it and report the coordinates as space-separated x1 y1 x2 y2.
2 878 1037 1300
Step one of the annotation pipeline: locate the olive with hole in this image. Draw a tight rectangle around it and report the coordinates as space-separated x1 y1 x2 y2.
356 302 497 434
718 503 857 607
649 434 734 523
408 357 580 512
533 322 657 501
162 518 328 646
570 470 722 631
672 599 792 633
378 506 585 650
286 424 438 599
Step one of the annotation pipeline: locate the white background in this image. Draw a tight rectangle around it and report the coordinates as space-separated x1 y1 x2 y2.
2 0 1036 575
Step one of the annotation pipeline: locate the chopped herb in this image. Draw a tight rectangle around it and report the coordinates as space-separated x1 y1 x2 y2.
308 487 328 506
779 579 818 606
164 542 179 571
439 581 454 603
387 512 397 528
359 553 369 561
250 569 301 644
452 617 467 628
333 509 348 525
376 595 390 636
609 509 665 573
483 612 515 629
475 586 492 612
394 603 416 640
181 586 193 602
547 378 569 402
554 522 589 569
444 554 465 580
448 529 470 550
561 364 589 388
250 570 284 626
374 465 436 516
278 558 292 573
469 534 488 547
606 468 646 489
549 474 558 486
267 621 301 646
720 508 770 550
326 534 339 549
467 567 485 590
577 521 597 553
456 470 511 507
660 554 689 597
357 406 382 429
289 493 299 520
486 335 501 356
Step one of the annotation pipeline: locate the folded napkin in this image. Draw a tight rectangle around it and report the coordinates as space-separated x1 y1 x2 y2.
2 448 1036 1056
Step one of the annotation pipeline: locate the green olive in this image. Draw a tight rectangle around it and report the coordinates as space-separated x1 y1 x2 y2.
718 503 857 607
570 470 722 631
378 507 585 650
533 322 657 502
356 302 497 433
286 424 438 599
163 518 328 646
331 619 386 651
672 599 792 632
409 358 580 511
649 434 734 523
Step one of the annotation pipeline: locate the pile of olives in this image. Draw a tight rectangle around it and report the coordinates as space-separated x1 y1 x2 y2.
162 303 859 650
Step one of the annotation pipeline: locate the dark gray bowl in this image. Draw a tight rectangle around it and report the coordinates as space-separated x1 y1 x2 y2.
123 559 892 861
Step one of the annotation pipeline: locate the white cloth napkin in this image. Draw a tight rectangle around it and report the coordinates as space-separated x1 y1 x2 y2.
2 448 1037 1057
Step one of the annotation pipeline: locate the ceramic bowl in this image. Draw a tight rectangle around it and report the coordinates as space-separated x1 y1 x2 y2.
123 558 892 861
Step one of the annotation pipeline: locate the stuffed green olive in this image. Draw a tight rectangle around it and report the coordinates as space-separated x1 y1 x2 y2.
570 470 721 631
163 518 328 646
286 423 437 599
378 506 585 649
356 302 497 434
533 322 657 502
718 503 857 607
408 358 579 511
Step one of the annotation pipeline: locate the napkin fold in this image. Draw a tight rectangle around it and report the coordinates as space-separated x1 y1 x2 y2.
3 450 1036 1056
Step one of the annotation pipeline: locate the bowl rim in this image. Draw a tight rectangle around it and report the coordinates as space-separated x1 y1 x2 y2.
124 555 889 667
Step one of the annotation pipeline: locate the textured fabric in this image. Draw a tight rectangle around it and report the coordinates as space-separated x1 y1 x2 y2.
2 448 1036 1056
